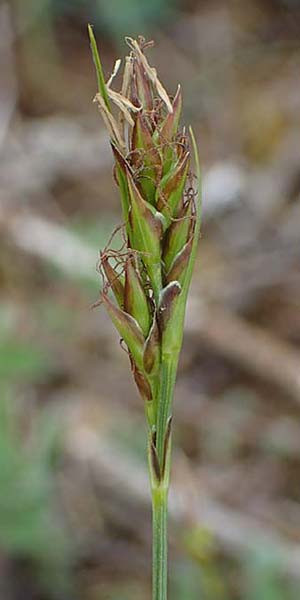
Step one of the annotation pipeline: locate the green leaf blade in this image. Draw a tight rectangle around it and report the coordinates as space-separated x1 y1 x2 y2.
88 24 111 111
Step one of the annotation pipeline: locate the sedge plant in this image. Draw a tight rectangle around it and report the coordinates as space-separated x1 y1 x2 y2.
88 27 201 600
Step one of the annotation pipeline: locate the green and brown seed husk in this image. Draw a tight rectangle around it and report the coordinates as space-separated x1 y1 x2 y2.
89 26 201 600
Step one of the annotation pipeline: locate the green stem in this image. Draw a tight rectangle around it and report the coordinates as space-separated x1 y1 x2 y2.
150 355 178 600
156 357 178 464
152 486 168 600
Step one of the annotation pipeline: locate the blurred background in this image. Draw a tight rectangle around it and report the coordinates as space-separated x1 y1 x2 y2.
1 0 300 598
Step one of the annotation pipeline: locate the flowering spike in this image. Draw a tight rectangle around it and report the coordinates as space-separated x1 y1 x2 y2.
91 34 200 408
124 256 151 337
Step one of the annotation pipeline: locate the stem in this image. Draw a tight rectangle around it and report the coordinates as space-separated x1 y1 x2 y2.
152 486 168 600
156 357 178 463
150 355 178 600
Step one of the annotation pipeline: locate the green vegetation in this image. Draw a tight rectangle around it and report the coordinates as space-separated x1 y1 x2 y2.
0 387 72 596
